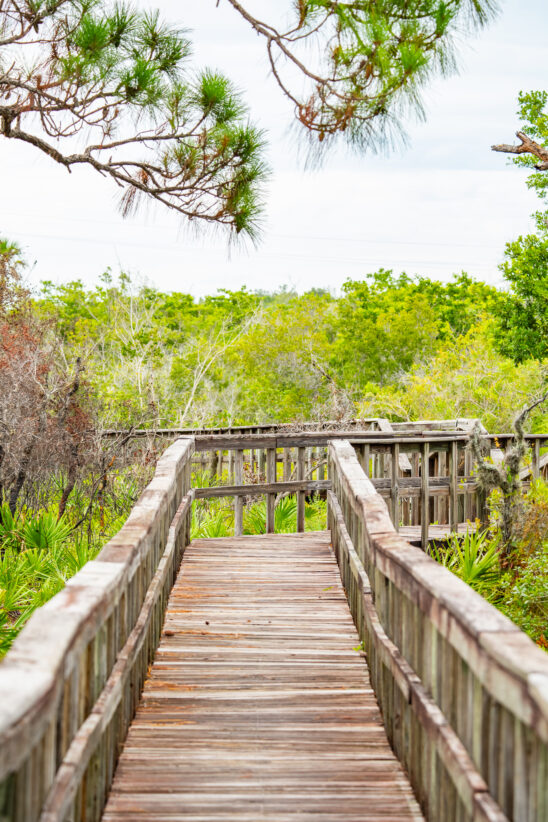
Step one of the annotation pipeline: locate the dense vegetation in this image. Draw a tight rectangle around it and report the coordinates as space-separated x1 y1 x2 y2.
29 267 547 432
0 241 546 654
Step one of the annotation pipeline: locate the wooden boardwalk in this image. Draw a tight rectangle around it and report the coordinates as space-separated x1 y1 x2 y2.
102 532 423 821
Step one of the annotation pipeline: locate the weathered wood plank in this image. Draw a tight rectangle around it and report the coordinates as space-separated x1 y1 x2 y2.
194 479 331 499
233 449 244 537
327 439 548 822
0 437 195 822
102 533 422 822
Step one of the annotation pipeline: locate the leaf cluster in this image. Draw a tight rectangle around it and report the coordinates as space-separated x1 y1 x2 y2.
1 0 268 238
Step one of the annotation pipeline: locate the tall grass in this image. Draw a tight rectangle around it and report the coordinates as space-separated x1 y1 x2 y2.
192 494 327 539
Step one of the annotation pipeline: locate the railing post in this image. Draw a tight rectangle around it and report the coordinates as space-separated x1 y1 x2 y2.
363 443 370 478
390 442 399 531
449 439 458 533
283 447 291 481
234 449 244 536
421 441 430 551
533 438 540 481
266 448 276 533
318 446 326 481
464 445 472 523
297 447 305 532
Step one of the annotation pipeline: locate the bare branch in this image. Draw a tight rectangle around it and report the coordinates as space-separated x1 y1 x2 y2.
492 131 548 171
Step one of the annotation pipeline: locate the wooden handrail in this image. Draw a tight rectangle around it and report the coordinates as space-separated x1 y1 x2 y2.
190 427 547 545
327 439 548 822
0 437 195 822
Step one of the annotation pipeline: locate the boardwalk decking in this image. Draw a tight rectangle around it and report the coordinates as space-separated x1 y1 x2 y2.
102 532 422 821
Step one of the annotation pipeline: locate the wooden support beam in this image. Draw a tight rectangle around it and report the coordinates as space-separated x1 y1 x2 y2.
234 449 244 537
266 448 276 533
533 439 540 480
449 440 458 534
391 443 399 531
297 447 305 533
195 479 331 500
421 441 430 552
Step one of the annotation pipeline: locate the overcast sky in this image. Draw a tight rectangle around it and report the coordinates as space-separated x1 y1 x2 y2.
2 0 547 296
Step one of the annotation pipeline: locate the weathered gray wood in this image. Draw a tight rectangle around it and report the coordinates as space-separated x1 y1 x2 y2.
421 441 430 552
102 532 423 822
533 439 541 480
40 493 193 822
266 448 276 534
195 479 331 499
297 447 305 533
194 431 474 452
4 421 548 822
449 440 458 533
363 442 370 477
327 439 548 822
234 449 244 537
391 443 400 531
0 437 194 822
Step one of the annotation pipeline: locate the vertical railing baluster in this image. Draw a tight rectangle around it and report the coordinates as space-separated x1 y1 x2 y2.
412 451 420 526
449 440 458 534
421 441 430 551
266 448 276 533
464 446 472 524
363 443 370 478
533 438 540 481
297 447 305 532
391 442 399 531
234 449 244 536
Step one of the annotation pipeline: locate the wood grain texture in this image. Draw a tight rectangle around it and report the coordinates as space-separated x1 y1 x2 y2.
102 533 423 822
0 438 194 822
327 439 548 822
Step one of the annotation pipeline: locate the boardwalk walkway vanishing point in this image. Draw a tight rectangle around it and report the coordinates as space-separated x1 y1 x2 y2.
1 421 548 822
102 533 423 821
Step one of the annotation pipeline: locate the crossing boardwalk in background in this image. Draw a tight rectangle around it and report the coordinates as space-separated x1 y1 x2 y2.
102 532 423 821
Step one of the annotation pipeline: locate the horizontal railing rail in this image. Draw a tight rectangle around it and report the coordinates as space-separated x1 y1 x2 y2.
327 439 548 822
190 430 548 545
0 437 195 822
101 417 383 438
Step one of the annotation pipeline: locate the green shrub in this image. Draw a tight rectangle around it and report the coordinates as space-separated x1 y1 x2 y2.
430 530 500 596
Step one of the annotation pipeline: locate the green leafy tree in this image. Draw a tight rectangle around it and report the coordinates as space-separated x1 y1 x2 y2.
492 91 548 361
331 270 499 391
496 234 548 362
227 292 337 422
492 90 548 216
358 321 548 432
